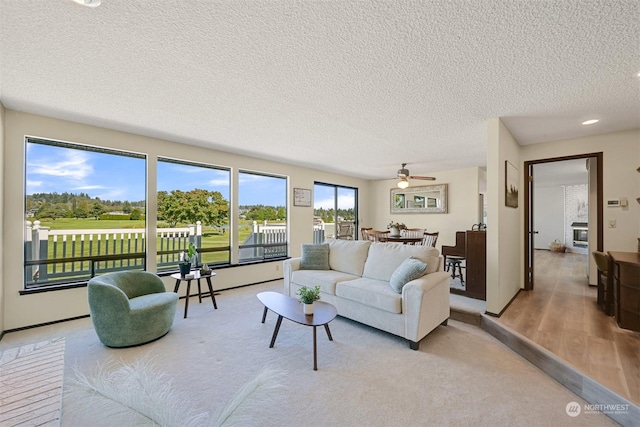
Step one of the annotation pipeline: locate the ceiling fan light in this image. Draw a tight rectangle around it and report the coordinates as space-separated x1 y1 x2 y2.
397 179 409 189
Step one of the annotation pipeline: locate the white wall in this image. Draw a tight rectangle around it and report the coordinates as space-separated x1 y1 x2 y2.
533 185 564 250
486 119 522 315
521 129 640 254
369 167 483 253
2 110 371 330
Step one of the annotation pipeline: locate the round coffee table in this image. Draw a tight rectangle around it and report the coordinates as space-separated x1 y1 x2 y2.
257 291 337 371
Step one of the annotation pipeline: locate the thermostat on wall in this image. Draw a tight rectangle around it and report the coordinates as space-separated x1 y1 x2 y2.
607 199 620 207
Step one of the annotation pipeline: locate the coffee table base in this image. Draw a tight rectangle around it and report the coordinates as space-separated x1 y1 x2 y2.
258 292 337 371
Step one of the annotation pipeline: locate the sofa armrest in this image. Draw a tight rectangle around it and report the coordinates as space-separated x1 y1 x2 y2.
283 258 301 296
401 271 451 342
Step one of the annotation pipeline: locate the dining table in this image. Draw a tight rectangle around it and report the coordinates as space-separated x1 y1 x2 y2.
380 235 423 244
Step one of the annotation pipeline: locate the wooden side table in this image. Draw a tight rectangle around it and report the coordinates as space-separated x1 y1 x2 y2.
171 271 217 318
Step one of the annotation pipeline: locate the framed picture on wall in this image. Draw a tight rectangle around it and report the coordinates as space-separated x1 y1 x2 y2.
505 161 518 208
293 188 312 207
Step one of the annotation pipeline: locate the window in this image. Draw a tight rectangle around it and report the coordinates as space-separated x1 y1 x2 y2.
157 158 230 271
24 137 146 289
313 183 358 243
238 171 287 262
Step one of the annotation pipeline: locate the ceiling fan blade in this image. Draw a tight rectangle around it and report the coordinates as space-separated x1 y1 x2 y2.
409 176 436 181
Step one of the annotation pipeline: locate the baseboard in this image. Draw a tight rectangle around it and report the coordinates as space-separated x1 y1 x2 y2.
2 315 91 340
449 309 481 326
480 314 639 426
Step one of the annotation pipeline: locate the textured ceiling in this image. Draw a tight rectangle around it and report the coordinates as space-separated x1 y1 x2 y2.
0 0 639 180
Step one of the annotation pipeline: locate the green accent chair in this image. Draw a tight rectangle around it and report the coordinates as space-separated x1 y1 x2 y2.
88 271 179 347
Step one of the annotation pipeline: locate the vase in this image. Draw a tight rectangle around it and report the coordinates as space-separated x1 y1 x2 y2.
303 302 314 315
179 263 191 277
390 227 399 237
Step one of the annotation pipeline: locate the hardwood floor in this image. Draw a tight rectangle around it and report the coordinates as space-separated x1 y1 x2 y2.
497 249 640 405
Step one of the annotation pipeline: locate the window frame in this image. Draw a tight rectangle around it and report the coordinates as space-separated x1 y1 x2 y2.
23 136 147 291
156 156 232 271
237 169 288 263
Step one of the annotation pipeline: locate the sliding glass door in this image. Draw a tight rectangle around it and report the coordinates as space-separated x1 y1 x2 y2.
313 183 357 243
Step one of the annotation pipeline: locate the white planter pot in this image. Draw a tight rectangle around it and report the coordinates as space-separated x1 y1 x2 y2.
303 302 314 315
390 227 399 236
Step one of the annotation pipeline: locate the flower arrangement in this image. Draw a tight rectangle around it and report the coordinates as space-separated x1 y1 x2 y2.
387 221 407 231
297 285 321 304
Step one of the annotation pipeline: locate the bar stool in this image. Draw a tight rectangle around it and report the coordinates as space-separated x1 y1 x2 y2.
445 256 465 284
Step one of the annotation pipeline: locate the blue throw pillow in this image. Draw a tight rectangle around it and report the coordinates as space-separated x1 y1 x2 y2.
300 243 330 270
389 257 427 293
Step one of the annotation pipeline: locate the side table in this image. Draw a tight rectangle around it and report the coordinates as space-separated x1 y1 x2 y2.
171 271 217 318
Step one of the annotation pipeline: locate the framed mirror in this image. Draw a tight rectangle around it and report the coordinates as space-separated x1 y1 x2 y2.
391 184 448 214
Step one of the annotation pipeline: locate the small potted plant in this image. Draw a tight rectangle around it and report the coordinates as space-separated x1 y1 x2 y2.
179 242 197 277
387 221 407 236
297 285 321 315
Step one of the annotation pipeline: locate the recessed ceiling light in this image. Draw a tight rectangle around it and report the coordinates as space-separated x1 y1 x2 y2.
72 0 101 7
582 119 599 125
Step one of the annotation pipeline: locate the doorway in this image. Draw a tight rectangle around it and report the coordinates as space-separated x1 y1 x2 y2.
524 153 603 290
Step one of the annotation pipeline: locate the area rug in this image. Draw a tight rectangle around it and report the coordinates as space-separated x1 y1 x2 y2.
0 281 615 426
0 337 65 426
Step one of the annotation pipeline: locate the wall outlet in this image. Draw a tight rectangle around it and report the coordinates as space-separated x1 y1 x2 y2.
608 219 616 228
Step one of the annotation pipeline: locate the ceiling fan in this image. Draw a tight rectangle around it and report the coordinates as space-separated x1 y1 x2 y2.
396 163 435 189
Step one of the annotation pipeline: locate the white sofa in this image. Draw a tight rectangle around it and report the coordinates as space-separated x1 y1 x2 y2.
283 239 451 350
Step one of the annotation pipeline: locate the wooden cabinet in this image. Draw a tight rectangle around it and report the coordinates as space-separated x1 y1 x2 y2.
608 251 640 332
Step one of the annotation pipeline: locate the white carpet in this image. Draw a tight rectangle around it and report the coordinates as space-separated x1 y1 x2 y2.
0 337 65 426
0 281 614 426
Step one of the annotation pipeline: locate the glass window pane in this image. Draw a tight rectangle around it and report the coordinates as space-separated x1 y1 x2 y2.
24 138 146 288
238 171 287 262
314 183 358 243
157 158 230 271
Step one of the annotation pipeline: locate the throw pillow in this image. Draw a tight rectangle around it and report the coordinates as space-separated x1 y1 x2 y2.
389 257 427 293
300 243 330 270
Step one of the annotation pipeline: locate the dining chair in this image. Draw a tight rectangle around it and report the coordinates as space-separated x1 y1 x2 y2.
422 231 439 247
592 251 612 315
365 229 390 242
336 222 354 239
360 227 373 240
400 228 425 245
401 228 426 238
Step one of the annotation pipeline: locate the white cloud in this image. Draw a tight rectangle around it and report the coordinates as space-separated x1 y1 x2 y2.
27 180 43 188
72 185 107 191
29 150 92 180
208 178 230 186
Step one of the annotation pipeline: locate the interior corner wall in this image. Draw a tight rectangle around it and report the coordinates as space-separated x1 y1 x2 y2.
521 129 640 253
2 109 371 331
369 167 482 253
486 118 522 315
0 103 5 335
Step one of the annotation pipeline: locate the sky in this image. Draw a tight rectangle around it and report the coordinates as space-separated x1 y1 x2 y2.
25 143 288 206
26 143 359 209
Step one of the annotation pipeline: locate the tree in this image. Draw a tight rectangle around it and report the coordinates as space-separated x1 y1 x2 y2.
129 208 142 220
122 201 132 214
73 199 90 219
35 203 69 221
157 189 229 227
90 202 106 220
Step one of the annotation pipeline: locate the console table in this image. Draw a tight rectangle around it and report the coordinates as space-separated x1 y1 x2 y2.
608 251 640 332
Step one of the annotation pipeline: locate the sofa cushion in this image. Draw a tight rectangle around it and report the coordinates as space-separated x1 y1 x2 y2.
291 269 360 295
389 257 427 293
336 278 402 314
300 243 330 270
362 243 440 282
326 239 371 276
